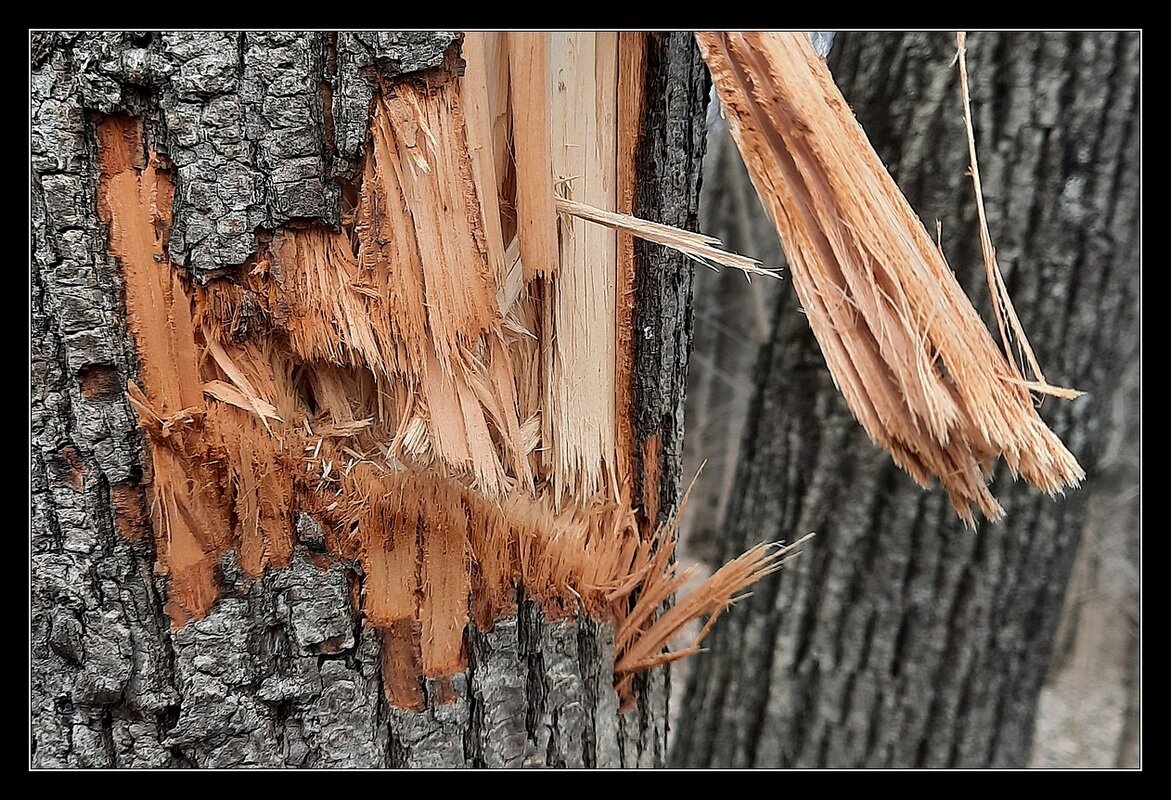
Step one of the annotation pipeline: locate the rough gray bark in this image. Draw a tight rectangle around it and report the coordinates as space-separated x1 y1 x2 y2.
30 30 707 769
673 32 1140 768
622 34 712 763
632 34 711 529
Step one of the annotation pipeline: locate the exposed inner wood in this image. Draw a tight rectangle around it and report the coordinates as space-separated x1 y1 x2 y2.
697 32 1083 523
546 32 619 504
381 620 425 712
97 116 233 624
507 32 559 281
103 35 782 709
461 33 511 289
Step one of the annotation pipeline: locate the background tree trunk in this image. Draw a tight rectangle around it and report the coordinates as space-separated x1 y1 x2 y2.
681 124 780 566
673 31 1139 768
30 31 708 769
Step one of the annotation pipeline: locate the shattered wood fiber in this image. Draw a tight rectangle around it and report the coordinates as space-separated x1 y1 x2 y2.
697 32 1084 523
102 33 786 710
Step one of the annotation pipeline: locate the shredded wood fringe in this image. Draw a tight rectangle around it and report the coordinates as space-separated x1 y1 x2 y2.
697 32 1084 523
313 465 804 697
613 471 806 680
954 32 1082 402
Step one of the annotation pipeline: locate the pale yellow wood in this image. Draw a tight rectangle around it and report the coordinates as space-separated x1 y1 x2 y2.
546 32 619 502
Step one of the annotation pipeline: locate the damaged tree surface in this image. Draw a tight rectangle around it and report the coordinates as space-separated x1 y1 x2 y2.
31 31 720 768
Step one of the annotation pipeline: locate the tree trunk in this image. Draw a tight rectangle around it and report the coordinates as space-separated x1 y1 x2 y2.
31 31 707 769
1030 348 1140 767
673 31 1139 768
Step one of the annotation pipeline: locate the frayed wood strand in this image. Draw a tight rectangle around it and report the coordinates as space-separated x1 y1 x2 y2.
555 196 779 280
954 32 1082 402
697 31 1084 523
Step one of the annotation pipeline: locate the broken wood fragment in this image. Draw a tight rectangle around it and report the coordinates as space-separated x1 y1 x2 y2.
697 31 1083 522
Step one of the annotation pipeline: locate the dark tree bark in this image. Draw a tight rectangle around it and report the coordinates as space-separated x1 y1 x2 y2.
30 31 707 769
673 32 1139 768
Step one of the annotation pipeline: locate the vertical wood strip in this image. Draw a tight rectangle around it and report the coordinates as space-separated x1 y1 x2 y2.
507 32 559 279
615 32 647 490
547 32 619 502
460 33 510 288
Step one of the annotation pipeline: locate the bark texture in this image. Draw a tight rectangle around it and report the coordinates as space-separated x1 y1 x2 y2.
632 35 711 528
673 31 1139 768
30 31 707 769
1031 351 1140 767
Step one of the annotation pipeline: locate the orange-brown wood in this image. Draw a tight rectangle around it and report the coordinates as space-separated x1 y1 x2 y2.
100 40 786 707
615 32 645 490
507 32 560 280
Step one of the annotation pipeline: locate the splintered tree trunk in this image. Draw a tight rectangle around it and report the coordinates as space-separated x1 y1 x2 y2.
31 31 709 768
673 32 1139 768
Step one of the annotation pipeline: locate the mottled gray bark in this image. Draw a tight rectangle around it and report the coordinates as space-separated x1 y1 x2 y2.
673 32 1140 768
31 30 706 769
632 34 711 529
